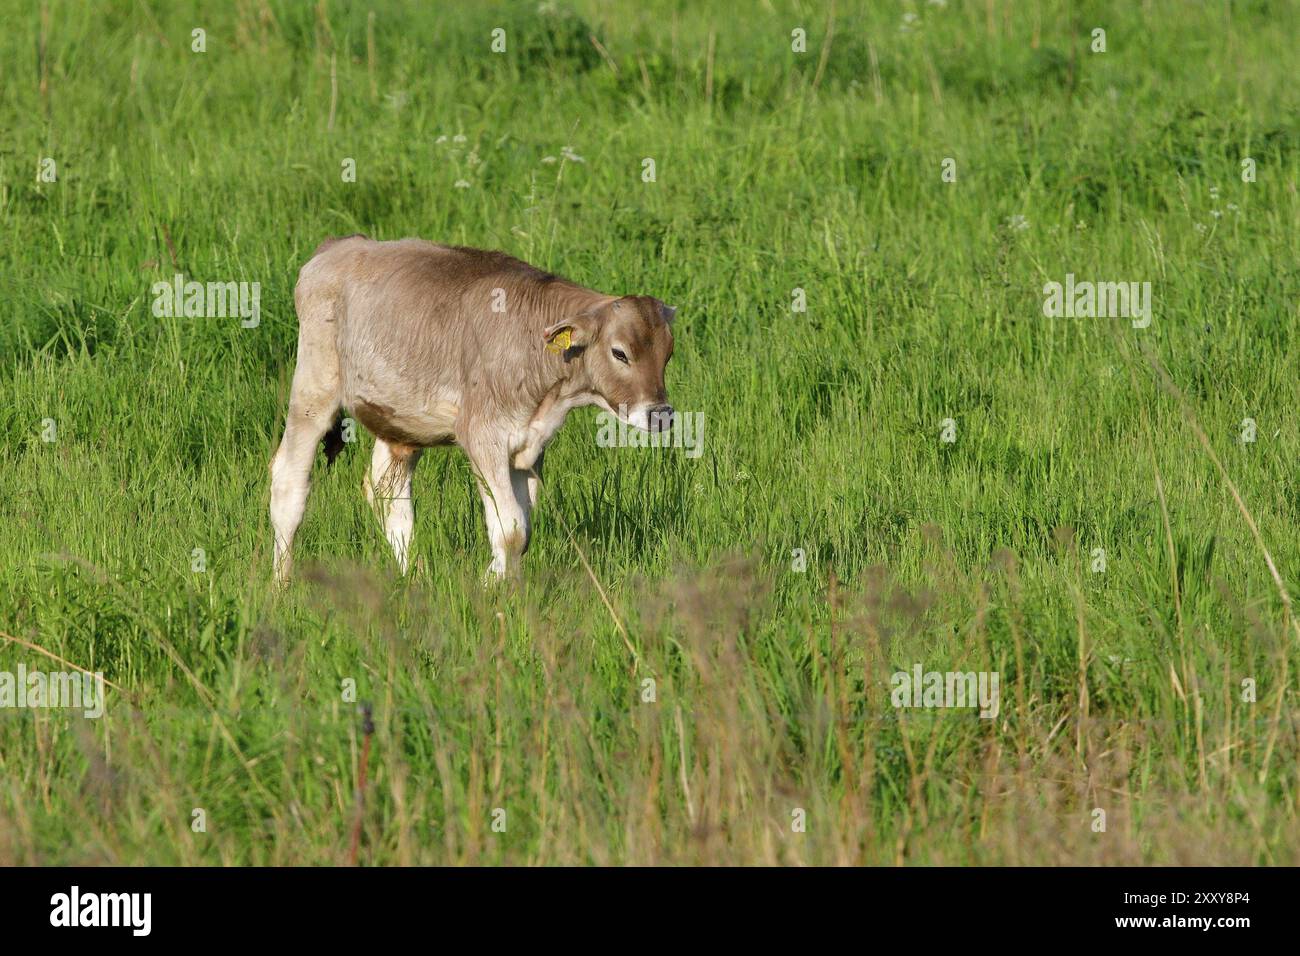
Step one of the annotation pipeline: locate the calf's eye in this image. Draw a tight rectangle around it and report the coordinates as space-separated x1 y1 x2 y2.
612 348 629 364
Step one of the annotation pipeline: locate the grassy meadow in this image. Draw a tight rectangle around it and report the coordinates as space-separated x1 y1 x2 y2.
1 0 1299 865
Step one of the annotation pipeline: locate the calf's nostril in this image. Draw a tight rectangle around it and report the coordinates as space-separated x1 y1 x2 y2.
649 404 675 431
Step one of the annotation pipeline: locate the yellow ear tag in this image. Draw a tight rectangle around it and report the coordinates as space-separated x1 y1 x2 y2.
546 329 572 354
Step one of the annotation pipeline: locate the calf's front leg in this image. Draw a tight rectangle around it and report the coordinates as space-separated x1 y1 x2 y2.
526 450 544 508
467 445 533 581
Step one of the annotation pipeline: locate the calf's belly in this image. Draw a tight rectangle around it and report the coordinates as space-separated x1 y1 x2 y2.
349 392 461 448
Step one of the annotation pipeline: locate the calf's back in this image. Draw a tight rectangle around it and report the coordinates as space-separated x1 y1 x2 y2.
295 237 611 446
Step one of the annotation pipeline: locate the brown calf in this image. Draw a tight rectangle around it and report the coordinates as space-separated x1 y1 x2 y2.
270 236 676 584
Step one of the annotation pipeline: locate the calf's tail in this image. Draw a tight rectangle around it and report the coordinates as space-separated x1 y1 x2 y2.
322 413 346 466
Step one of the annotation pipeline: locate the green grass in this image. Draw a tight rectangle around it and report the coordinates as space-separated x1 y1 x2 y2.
2 0 1299 864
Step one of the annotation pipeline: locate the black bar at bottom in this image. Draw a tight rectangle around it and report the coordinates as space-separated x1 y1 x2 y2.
0 865 1276 942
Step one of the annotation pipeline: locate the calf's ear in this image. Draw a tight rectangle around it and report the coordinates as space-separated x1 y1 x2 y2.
542 308 601 351
660 303 677 324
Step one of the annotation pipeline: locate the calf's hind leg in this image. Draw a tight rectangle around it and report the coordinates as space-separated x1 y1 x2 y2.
270 403 338 585
363 439 422 574
269 324 341 586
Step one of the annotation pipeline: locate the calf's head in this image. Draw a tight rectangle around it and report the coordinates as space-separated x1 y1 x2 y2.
544 295 676 432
